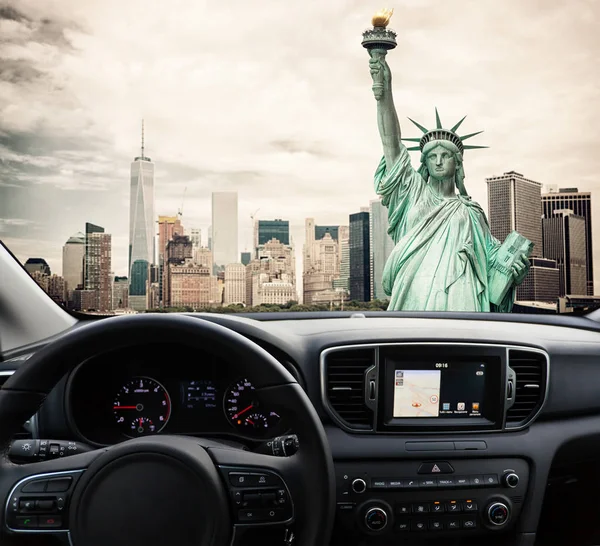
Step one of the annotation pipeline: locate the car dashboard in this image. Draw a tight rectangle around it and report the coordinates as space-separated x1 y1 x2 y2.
3 311 600 546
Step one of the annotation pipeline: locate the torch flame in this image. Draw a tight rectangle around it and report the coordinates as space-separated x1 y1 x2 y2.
372 8 394 28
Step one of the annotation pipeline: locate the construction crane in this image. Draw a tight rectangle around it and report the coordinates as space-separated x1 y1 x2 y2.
177 187 187 220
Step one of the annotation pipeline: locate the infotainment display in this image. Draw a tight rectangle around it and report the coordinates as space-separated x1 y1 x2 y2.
391 361 486 418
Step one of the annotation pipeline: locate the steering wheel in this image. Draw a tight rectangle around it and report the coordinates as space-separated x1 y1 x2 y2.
0 314 335 546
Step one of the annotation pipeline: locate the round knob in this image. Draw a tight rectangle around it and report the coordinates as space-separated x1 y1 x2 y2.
365 507 388 531
503 472 519 488
487 502 510 526
352 478 367 494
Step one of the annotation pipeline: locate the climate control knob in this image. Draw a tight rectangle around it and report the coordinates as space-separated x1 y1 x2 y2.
487 502 510 527
502 472 520 488
351 478 367 494
365 506 388 531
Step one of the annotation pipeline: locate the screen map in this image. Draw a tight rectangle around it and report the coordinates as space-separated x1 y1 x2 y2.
393 369 441 417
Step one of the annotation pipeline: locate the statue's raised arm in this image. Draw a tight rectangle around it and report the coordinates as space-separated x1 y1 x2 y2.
369 49 403 171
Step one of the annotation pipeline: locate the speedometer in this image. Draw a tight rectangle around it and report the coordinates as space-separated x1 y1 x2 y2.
224 378 281 435
113 377 171 437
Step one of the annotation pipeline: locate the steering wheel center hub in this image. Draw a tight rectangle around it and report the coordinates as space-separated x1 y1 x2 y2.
69 438 230 546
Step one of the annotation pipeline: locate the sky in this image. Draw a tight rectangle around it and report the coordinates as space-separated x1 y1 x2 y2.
1 0 599 292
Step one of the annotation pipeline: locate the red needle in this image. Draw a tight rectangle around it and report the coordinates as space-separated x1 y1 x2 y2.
247 419 255 425
114 406 137 409
234 405 253 419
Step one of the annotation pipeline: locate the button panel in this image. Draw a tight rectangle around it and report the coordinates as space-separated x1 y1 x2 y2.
220 467 293 526
370 474 498 491
5 471 82 532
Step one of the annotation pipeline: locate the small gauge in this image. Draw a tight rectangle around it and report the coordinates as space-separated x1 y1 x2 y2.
131 417 156 436
244 412 268 430
113 377 171 437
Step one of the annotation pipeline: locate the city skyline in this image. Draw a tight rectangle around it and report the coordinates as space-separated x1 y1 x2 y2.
1 0 599 292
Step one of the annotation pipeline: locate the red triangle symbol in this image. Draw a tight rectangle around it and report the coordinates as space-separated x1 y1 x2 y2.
432 464 441 473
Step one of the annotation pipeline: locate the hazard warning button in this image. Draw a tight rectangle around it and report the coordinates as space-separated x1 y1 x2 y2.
418 462 454 474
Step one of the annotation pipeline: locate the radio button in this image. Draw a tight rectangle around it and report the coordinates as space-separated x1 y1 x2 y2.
431 502 444 513
370 479 389 489
437 477 455 487
418 462 454 474
469 475 485 487
404 479 419 489
455 476 469 487
483 474 499 486
419 478 437 488
448 519 460 530
388 479 403 489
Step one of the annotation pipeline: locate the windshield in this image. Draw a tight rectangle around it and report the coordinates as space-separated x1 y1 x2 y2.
0 1 598 316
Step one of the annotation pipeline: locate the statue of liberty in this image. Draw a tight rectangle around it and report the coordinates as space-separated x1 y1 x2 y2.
364 10 531 312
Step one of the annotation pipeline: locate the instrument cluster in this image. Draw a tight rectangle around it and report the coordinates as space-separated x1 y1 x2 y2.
67 344 288 445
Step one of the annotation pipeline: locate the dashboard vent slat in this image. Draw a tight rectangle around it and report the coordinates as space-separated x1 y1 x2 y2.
506 349 548 428
323 349 375 430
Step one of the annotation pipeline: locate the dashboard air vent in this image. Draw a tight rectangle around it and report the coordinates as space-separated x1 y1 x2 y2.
506 349 548 427
323 348 375 430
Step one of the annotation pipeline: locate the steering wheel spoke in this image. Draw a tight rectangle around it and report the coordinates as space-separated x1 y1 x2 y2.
2 449 104 536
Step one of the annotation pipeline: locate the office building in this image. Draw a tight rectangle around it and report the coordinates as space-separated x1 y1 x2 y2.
24 258 51 276
258 219 289 246
349 211 371 301
84 225 112 311
241 252 251 266
112 276 129 310
487 171 543 257
211 192 238 269
370 200 394 300
543 188 594 295
333 226 350 294
516 258 560 302
543 210 588 296
129 122 155 298
62 232 85 297
224 263 246 305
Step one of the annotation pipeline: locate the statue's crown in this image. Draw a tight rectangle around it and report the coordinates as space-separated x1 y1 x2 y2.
402 109 488 155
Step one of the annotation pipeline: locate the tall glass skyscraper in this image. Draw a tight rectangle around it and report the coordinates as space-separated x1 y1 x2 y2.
128 121 155 285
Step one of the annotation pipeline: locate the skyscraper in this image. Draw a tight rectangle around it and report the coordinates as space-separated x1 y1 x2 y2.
211 192 238 269
84 225 112 311
128 121 155 282
543 210 588 296
370 199 395 300
257 219 289 245
349 211 371 302
333 226 350 294
157 215 184 306
62 232 85 297
542 188 594 295
24 258 51 276
486 171 543 257
224 263 246 305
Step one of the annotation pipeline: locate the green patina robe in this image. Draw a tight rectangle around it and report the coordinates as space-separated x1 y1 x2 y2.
375 148 514 312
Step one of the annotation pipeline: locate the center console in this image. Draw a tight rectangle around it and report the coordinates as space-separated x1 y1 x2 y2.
334 458 528 540
322 343 548 542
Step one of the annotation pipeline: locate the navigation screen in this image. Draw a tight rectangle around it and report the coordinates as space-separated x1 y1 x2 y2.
392 361 486 418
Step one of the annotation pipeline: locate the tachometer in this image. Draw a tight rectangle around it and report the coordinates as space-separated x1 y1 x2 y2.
113 377 171 437
224 378 281 435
